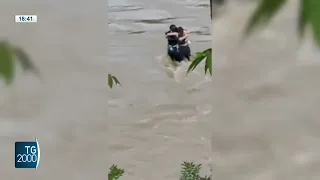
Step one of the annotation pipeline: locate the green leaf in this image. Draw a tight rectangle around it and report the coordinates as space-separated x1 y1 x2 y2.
111 76 122 87
108 164 125 180
187 48 212 76
108 74 113 88
180 162 202 180
298 0 310 38
0 41 15 85
309 0 320 46
108 74 121 88
13 46 40 75
187 51 206 74
244 0 287 37
204 48 212 75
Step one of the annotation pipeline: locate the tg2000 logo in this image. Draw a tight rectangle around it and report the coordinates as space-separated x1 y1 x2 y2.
15 138 40 168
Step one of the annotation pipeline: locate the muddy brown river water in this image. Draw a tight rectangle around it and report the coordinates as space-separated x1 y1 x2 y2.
211 0 320 179
1 0 320 179
1 0 211 179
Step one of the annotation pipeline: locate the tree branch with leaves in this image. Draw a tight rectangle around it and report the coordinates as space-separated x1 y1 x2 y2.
108 162 212 180
187 0 320 75
0 40 40 85
108 74 121 88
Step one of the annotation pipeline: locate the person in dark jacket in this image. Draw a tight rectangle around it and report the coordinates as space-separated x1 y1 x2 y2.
165 24 191 62
165 24 184 62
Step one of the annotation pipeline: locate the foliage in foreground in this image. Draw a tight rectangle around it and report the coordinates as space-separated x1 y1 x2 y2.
2 1 320 86
0 40 120 89
244 0 320 45
180 162 211 180
187 0 320 75
0 40 39 85
109 165 125 180
108 162 212 180
187 48 212 76
108 74 121 88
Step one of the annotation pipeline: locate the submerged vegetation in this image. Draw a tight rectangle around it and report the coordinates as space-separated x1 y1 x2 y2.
108 162 212 180
108 165 125 180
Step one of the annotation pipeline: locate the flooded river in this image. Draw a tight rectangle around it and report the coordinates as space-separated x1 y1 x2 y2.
0 0 211 179
1 0 319 179
1 0 110 179
211 0 320 179
108 0 212 179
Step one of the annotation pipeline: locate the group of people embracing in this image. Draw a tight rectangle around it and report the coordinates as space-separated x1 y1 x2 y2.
165 24 192 62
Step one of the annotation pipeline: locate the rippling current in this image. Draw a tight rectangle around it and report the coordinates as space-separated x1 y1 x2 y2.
0 0 210 179
108 0 212 179
1 0 319 179
210 0 320 179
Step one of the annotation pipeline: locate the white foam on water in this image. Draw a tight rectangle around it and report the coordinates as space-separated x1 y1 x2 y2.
110 9 173 22
158 54 206 83
108 0 131 7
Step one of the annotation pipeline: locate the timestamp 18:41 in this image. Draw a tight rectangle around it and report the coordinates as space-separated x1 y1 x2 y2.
15 15 37 23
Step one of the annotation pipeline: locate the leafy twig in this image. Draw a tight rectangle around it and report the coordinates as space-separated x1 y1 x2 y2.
108 74 121 88
187 48 212 76
243 0 320 46
180 162 211 180
0 41 14 85
0 40 41 85
243 0 287 38
108 164 125 180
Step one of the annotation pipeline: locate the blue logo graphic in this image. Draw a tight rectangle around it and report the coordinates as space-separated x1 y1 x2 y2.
15 138 40 169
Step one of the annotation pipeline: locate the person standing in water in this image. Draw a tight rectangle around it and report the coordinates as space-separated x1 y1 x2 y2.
165 24 191 62
165 24 184 62
177 26 191 61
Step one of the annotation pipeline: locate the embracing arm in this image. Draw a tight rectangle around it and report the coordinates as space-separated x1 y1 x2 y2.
184 29 191 34
179 33 189 41
166 32 179 36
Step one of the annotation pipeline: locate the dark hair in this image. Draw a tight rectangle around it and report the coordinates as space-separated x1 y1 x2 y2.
177 27 184 36
169 24 177 31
